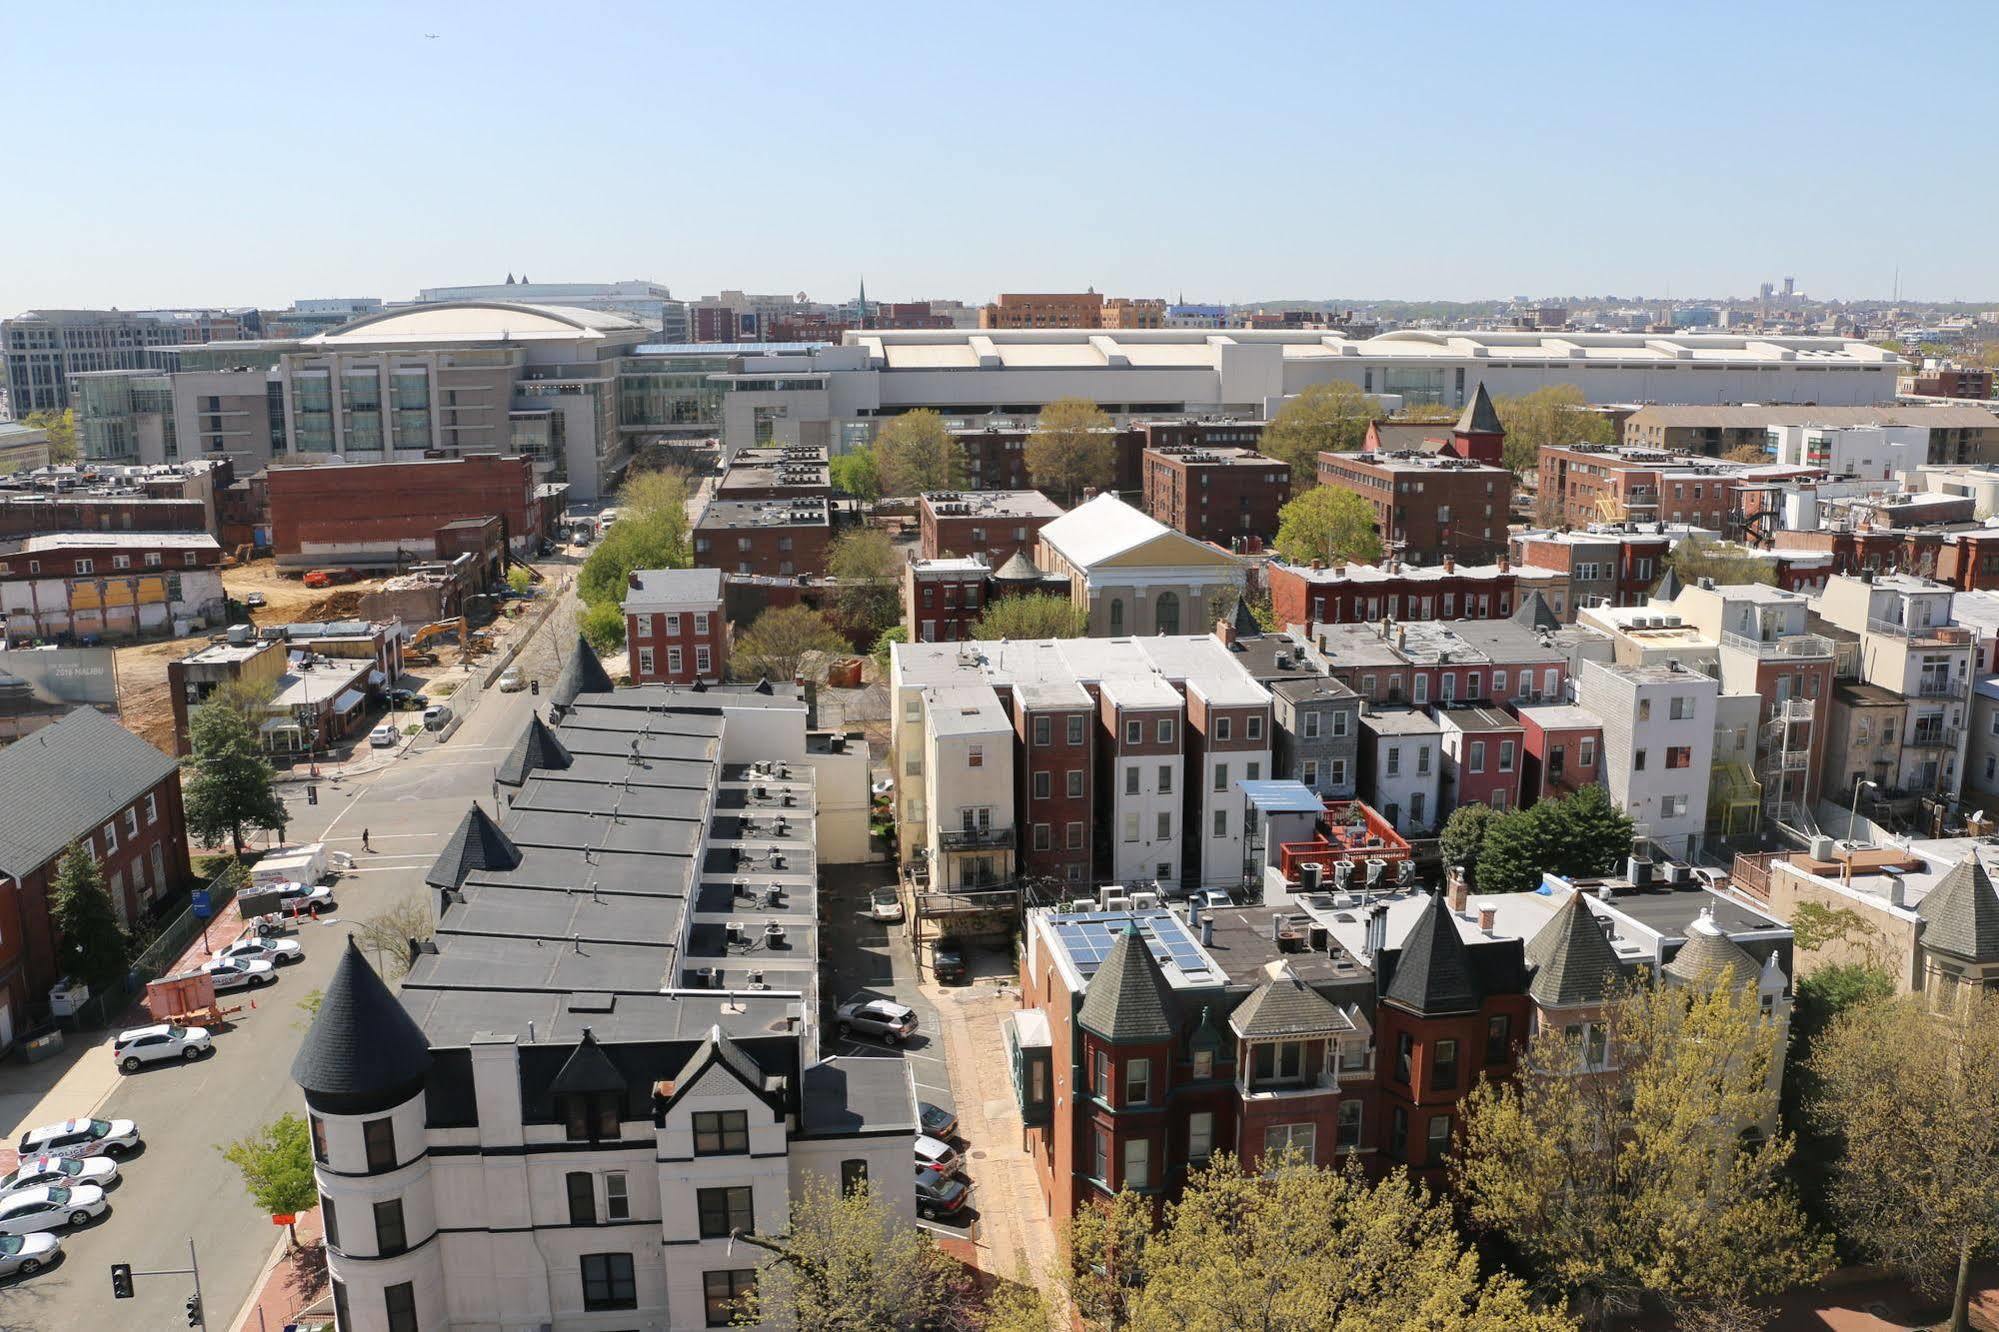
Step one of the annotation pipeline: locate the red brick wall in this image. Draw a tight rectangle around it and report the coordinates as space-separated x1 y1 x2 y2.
267 456 538 560
1017 706 1094 883
0 540 219 580
695 523 832 578
1315 454 1511 562
921 510 1052 567
626 606 727 683
1269 564 1520 629
1141 450 1291 548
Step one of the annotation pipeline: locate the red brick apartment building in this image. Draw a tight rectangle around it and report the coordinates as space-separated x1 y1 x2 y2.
902 557 989 643
1141 445 1290 548
266 454 545 567
622 568 727 683
1510 526 1675 615
919 490 1063 566
1910 366 1993 400
1513 704 1604 808
1314 452 1513 564
715 445 831 502
1267 556 1558 629
0 707 192 1038
692 497 832 578
1012 677 1097 883
979 292 1106 329
1536 444 1817 532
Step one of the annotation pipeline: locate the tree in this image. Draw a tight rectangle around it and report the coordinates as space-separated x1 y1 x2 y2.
183 698 289 855
1722 443 1769 464
1492 385 1615 476
1780 962 1895 1249
1072 1153 1575 1332
353 894 434 980
875 410 965 497
827 528 902 638
219 1113 320 1247
731 1177 975 1331
50 844 127 988
1393 402 1461 423
580 601 626 652
1669 537 1776 588
1440 804 1499 888
869 625 906 672
1810 991 1999 1332
1455 977 1830 1329
23 408 78 464
204 677 277 726
829 446 883 503
1546 785 1635 878
1272 487 1382 567
1026 397 1115 504
1262 382 1378 486
1473 787 1634 896
1067 1186 1154 1330
980 1264 1055 1332
578 473 693 611
732 606 848 684
506 566 533 594
972 593 1088 641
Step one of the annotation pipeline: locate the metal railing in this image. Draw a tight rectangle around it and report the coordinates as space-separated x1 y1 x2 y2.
1914 676 1969 700
1867 617 1973 646
1908 727 1954 750
938 825 1014 851
1722 631 1834 659
1759 750 1810 773
1770 698 1815 724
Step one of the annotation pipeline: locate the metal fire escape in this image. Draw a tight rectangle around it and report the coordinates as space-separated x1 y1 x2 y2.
1763 697 1818 843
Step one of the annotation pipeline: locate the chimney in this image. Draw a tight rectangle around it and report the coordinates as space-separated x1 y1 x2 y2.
1444 555 1455 573
1215 619 1236 648
1364 901 1388 959
628 570 643 590
1396 625 1407 649
1498 555 1511 573
1200 915 1214 947
1448 866 1470 916
1477 902 1497 934
1311 558 1325 571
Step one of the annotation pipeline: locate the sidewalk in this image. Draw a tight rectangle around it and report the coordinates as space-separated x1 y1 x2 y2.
228 1206 328 1332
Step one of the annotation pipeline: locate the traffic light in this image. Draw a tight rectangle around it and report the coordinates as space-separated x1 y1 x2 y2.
110 1263 133 1298
185 1293 202 1326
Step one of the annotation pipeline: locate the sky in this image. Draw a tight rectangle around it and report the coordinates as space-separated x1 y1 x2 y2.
7 1 1998 313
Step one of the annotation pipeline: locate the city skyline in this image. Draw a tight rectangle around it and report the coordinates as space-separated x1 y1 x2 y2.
9 2 1998 312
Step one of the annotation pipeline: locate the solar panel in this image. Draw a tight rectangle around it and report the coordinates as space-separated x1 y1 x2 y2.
1056 910 1215 982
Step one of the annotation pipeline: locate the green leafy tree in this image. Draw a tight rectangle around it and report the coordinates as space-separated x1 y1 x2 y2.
1472 787 1633 895
869 625 906 672
506 566 533 594
875 410 965 497
1721 443 1768 464
1781 962 1895 1250
980 1263 1055 1332
1455 978 1831 1329
1261 382 1378 486
1440 804 1499 888
731 1177 975 1330
1074 1153 1575 1332
1548 785 1635 877
1272 487 1383 567
23 408 78 464
827 527 902 638
1025 397 1115 503
580 601 626 652
1066 1187 1156 1331
1668 536 1776 588
219 1113 320 1246
183 698 289 855
1392 402 1461 423
732 606 849 684
578 478 693 611
972 593 1088 641
1492 384 1615 476
50 844 128 988
1810 991 1999 1332
829 446 883 502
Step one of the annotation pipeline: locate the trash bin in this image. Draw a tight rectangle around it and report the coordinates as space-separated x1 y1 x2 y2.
22 1029 64 1063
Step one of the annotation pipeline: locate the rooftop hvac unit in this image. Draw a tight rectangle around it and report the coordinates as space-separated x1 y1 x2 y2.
1130 891 1160 909
766 885 785 907
694 966 717 989
727 922 746 944
770 852 785 870
773 817 790 837
1103 894 1132 911
764 922 787 944
733 878 751 897
747 970 767 990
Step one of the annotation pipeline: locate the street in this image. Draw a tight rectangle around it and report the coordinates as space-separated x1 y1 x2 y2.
0 588 580 1332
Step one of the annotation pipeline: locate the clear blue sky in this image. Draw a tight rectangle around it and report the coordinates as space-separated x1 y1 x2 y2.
9 1 1996 312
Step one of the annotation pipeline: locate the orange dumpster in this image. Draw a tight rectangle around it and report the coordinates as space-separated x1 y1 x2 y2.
144 971 218 1023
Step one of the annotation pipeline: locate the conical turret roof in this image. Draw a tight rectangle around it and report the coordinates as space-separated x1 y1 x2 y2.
993 549 1042 582
1078 925 1178 1044
552 634 614 708
291 937 433 1114
1525 892 1623 1006
1662 913 1760 988
1512 590 1562 632
497 712 572 787
1456 381 1504 436
1652 566 1685 601
1384 892 1483 1015
1917 853 1999 962
1230 597 1261 638
425 803 522 888
548 1027 627 1096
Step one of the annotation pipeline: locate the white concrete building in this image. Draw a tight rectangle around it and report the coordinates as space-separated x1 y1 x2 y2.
1101 674 1188 886
918 683 1018 890
1359 708 1442 835
291 674 911 1332
1816 572 1974 795
1767 423 1926 480
1575 659 1719 859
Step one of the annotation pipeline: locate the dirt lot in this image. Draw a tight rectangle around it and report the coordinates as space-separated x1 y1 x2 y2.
221 558 380 623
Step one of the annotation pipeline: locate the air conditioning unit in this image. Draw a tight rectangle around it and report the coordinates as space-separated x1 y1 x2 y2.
767 885 785 907
1130 891 1160 909
747 969 767 990
693 966 716 988
1103 894 1132 911
726 922 746 944
765 922 787 944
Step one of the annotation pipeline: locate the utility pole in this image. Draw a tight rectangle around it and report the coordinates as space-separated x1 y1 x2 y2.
109 1237 206 1327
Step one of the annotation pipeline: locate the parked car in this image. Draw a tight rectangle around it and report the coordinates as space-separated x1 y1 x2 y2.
16 1119 139 1161
0 1232 60 1278
218 936 303 967
0 1186 107 1234
273 881 336 914
914 1134 963 1178
0 1155 118 1198
112 1023 210 1072
913 1166 971 1220
423 703 453 730
931 937 967 984
386 688 420 709
368 723 399 748
201 957 276 992
243 592 265 609
868 889 904 923
835 999 918 1044
918 1102 958 1141
497 667 524 693
1187 889 1232 913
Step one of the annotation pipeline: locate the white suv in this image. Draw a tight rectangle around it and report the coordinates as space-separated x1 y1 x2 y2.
114 1023 211 1072
16 1118 140 1161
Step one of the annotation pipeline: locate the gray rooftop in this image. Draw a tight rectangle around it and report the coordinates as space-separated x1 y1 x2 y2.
0 708 181 878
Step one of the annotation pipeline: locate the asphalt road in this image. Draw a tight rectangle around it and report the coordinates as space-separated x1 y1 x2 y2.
1 589 578 1332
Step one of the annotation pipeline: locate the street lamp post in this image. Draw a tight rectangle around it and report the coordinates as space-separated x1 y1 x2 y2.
1849 777 1879 846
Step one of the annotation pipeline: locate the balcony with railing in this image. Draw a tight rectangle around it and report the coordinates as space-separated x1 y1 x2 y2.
1866 618 1974 648
1722 631 1835 659
1914 675 1969 700
1908 725 1953 751
1769 698 1815 724
938 824 1015 851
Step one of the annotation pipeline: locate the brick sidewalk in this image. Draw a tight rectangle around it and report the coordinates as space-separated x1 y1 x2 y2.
228 1206 328 1332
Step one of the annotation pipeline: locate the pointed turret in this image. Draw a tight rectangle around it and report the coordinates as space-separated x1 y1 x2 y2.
1384 892 1483 1015
1230 597 1261 639
291 937 434 1114
992 549 1043 584
548 1027 627 1097
551 633 614 710
1455 381 1505 438
425 802 522 889
1662 909 1761 988
1917 853 1999 963
1524 892 1624 1006
1511 589 1562 632
1652 566 1685 602
497 712 572 787
1077 925 1178 1044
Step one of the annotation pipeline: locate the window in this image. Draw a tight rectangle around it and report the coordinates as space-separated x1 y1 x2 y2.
967 744 982 768
1469 741 1485 773
1124 813 1140 842
1158 764 1173 793
1669 695 1693 721
1486 1015 1511 1063
1192 1048 1215 1080
1337 1099 1364 1150
1395 1032 1414 1083
1034 823 1052 850
1390 1106 1409 1159
1414 674 1429 705
1158 719 1174 744
1544 668 1559 697
373 1197 407 1256
1216 716 1232 741
605 1171 629 1221
1578 737 1596 768
1302 759 1319 785
1493 669 1507 695
1214 761 1228 792
1304 711 1321 739
567 1171 596 1225
697 646 712 674
693 1110 749 1156
74 559 93 575
1263 1123 1315 1164
1093 1049 1111 1098
102 822 117 855
1634 749 1647 772
1246 761 1261 782
698 1186 754 1239
363 1117 396 1172
1092 1126 1110 1182
1212 808 1227 838
144 793 157 825
1427 1115 1452 1158
563 1090 621 1142
1068 821 1084 848
695 612 710 634
1109 598 1125 634
1034 716 1051 746
841 1159 869 1194
1124 1058 1150 1105
385 1281 419 1332
1330 758 1348 786
321 1193 340 1250
1034 771 1052 800
1663 794 1689 819
1666 746 1692 770
1123 1137 1150 1190
1332 710 1350 737
1386 746 1401 777
309 1114 328 1164
635 615 653 639
1067 715 1085 744
1125 720 1142 745
582 1253 639 1313
1434 1038 1459 1091
1067 769 1084 797
638 648 655 675
1188 1111 1214 1161
667 647 683 676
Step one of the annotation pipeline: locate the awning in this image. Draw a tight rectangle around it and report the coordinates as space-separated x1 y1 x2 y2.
260 717 303 735
368 669 385 685
332 688 366 714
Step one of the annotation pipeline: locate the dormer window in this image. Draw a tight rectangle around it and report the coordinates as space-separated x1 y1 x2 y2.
563 1092 622 1142
693 1109 749 1156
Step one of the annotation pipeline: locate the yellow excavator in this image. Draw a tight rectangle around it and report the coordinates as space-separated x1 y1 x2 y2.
403 616 494 665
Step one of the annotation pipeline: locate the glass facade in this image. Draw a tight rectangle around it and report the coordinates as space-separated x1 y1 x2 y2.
76 374 135 460
392 369 430 448
619 360 728 429
1382 366 1446 405
293 374 335 453
343 369 383 451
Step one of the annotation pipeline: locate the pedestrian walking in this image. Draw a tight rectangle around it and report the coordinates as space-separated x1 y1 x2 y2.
362 827 372 852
